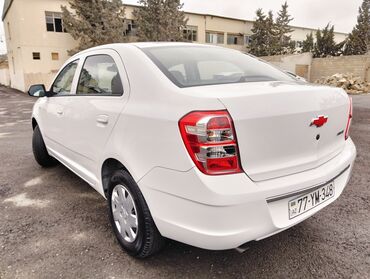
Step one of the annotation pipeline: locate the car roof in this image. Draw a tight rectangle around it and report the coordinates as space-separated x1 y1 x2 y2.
75 42 218 54
131 42 215 49
66 42 230 69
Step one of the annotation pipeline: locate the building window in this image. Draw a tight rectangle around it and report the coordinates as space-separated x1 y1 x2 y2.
45 12 66 33
33 52 41 60
183 26 198 42
51 52 59 60
206 32 224 44
227 34 244 45
245 35 252 46
124 19 138 36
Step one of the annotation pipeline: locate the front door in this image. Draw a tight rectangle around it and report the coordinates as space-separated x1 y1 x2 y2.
40 59 80 158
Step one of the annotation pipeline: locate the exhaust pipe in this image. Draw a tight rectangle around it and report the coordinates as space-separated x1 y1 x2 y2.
235 243 250 253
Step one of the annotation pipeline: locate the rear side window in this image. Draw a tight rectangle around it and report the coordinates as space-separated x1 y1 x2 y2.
77 55 123 95
52 60 79 95
142 46 294 88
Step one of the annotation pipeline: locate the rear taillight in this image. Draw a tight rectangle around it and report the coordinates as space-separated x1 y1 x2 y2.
345 97 353 140
179 110 242 175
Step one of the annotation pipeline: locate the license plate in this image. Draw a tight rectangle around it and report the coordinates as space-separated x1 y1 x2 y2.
288 182 335 219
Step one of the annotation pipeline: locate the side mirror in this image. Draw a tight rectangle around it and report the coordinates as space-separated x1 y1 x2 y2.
28 84 47 97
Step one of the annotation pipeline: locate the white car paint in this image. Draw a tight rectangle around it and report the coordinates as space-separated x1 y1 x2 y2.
31 43 356 250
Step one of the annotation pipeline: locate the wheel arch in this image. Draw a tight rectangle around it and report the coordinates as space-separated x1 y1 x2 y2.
101 158 131 199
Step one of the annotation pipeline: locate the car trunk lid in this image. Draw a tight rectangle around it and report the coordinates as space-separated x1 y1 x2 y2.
182 81 349 181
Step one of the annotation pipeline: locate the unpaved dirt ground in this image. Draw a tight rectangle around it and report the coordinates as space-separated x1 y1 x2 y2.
0 86 369 278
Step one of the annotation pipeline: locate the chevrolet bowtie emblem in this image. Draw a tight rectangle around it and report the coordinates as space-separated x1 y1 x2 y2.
310 115 328 127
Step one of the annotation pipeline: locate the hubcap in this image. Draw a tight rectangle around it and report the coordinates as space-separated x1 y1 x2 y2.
111 184 138 243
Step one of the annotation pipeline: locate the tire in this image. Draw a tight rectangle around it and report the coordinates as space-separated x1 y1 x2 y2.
32 125 58 167
108 169 165 258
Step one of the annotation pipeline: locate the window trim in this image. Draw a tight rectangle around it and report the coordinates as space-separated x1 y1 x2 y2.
75 54 124 97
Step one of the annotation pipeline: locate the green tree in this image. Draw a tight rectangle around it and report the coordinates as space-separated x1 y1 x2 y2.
61 0 127 55
275 1 294 54
133 0 188 41
313 24 337 57
302 32 314 53
344 0 370 55
249 9 277 56
266 10 279 55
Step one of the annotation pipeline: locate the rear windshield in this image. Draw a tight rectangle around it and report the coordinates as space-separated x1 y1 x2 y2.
142 46 294 88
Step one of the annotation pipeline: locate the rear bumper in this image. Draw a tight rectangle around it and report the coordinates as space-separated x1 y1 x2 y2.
138 138 356 250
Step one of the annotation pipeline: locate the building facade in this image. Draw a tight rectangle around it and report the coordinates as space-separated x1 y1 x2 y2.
2 0 348 92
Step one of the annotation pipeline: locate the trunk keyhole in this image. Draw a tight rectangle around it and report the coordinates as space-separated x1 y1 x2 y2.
316 134 320 141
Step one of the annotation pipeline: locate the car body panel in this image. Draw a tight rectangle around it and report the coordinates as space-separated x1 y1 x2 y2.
30 43 356 250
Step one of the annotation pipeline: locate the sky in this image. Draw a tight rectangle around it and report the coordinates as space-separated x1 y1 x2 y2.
0 0 364 54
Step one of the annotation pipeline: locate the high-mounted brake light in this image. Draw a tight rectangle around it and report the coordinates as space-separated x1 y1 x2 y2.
345 97 353 140
179 110 242 175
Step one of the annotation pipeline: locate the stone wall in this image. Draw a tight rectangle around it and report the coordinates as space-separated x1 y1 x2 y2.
310 54 370 82
261 53 313 80
261 52 370 83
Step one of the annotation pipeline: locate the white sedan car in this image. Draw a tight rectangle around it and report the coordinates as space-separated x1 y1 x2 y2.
28 43 356 258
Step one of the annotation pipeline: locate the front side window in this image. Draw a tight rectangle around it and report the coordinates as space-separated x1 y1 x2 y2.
52 60 79 95
45 12 66 33
77 55 123 96
143 46 294 88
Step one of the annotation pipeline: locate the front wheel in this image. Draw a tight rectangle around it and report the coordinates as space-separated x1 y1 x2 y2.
32 125 58 167
108 170 165 258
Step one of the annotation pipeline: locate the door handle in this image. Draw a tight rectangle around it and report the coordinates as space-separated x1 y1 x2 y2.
96 115 109 125
56 109 63 115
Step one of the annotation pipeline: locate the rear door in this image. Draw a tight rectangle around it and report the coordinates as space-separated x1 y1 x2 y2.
61 50 129 186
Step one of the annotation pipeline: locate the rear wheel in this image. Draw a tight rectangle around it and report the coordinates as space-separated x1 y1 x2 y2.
108 170 165 258
32 125 58 167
